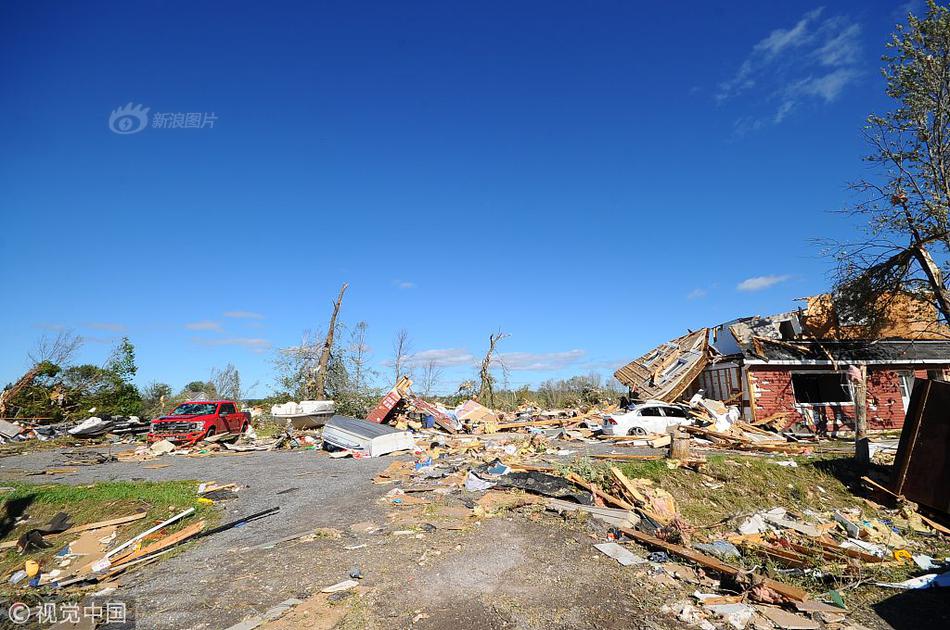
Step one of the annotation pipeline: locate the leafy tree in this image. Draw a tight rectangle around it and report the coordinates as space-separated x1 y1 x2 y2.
210 364 242 401
107 337 137 382
141 382 173 418
831 2 950 332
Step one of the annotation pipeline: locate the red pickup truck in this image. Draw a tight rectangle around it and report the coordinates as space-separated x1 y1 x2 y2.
147 400 251 444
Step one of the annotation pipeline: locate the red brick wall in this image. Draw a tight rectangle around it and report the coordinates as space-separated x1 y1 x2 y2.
747 365 948 432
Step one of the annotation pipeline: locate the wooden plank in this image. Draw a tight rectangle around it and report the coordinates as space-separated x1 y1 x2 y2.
110 520 206 567
619 527 807 602
565 472 632 510
610 467 648 505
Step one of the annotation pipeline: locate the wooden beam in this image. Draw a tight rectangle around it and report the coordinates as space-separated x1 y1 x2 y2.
565 472 633 510
619 527 807 602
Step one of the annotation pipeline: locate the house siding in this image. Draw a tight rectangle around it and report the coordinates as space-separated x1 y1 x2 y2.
747 365 948 431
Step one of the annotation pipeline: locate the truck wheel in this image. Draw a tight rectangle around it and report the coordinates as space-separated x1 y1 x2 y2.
241 422 249 434
205 426 216 438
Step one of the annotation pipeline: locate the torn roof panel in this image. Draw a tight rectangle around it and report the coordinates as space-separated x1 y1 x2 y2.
613 329 709 402
727 310 802 347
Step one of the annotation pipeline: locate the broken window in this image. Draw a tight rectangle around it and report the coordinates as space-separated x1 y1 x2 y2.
662 358 688 378
638 407 664 416
642 348 663 366
791 372 853 405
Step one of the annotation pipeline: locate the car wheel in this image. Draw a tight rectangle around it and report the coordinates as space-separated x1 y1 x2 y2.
627 426 647 436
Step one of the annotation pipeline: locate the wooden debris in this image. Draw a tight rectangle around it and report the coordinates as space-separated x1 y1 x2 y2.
110 520 206 568
618 527 807 602
565 472 632 510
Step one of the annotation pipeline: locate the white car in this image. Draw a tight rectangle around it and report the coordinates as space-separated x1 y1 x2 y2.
601 401 691 436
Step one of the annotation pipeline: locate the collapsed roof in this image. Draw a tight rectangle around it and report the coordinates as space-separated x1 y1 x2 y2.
613 329 709 402
614 293 950 398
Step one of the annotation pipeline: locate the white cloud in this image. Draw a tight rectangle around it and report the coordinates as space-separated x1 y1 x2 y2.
787 68 859 103
185 321 223 332
754 7 824 57
815 22 861 67
495 349 586 371
687 288 708 300
718 8 862 131
223 311 264 319
84 322 127 333
80 335 117 344
394 281 416 290
404 348 475 367
774 100 795 123
736 274 792 292
193 337 271 353
35 323 66 332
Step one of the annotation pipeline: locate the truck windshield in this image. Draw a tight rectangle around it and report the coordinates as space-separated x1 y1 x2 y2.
170 403 217 416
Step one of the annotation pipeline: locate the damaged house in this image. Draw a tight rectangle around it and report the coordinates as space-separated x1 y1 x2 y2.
614 294 950 432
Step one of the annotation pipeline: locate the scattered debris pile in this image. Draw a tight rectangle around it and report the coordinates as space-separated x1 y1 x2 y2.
3 484 278 598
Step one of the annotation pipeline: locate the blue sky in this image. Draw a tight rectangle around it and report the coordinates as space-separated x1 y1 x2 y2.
0 1 923 396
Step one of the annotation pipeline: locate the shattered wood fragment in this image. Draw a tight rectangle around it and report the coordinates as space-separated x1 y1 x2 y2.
565 472 633 510
545 498 640 528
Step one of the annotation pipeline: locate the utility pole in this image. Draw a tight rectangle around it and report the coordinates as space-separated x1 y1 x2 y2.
314 283 348 399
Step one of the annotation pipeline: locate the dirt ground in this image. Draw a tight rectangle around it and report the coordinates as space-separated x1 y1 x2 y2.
0 444 683 629
0 444 945 629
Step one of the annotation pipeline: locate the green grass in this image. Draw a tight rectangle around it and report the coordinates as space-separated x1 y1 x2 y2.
564 453 950 612
0 480 215 593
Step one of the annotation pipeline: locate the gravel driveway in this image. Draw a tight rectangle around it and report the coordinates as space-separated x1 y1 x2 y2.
0 440 666 630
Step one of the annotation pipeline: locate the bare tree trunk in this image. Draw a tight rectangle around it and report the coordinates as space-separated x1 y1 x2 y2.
911 244 950 323
349 321 369 394
852 365 870 467
314 283 348 399
421 360 443 397
392 329 412 385
477 332 508 408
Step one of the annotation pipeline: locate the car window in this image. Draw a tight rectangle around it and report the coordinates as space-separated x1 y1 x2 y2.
170 403 217 416
638 406 663 416
662 406 688 418
219 403 236 414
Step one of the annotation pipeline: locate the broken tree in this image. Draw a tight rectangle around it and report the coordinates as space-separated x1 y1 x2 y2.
478 331 509 408
313 283 348 399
